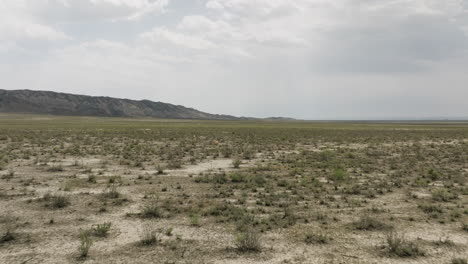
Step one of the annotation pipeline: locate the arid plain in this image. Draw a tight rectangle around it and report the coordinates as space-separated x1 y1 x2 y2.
0 115 467 264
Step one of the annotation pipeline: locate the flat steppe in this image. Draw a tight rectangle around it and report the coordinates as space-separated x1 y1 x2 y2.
0 114 467 263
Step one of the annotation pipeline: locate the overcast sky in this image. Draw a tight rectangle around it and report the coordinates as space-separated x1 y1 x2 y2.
1 0 468 119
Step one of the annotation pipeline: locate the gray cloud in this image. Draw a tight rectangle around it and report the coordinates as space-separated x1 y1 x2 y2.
1 0 468 119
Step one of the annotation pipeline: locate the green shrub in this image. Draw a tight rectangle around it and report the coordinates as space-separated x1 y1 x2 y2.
352 215 392 231
230 173 247 183
92 222 112 237
329 168 347 182
102 184 120 199
235 229 261 252
0 216 17 243
232 159 241 169
44 193 70 209
141 201 161 218
462 222 468 232
304 232 329 244
87 174 97 183
432 189 458 202
139 222 159 246
47 165 64 172
189 213 201 227
451 258 467 264
78 231 93 259
385 231 425 257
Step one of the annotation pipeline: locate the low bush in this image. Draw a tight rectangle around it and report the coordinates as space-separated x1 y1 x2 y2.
385 231 425 257
139 222 159 246
235 229 261 252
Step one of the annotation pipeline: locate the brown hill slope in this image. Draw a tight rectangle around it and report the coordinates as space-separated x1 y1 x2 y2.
0 89 240 120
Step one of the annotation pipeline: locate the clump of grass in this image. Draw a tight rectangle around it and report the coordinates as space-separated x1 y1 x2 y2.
108 175 121 184
304 232 330 244
87 174 97 183
167 160 182 169
47 165 64 172
329 168 347 182
156 165 164 175
1 170 14 180
232 159 241 169
140 201 162 218
433 236 455 247
189 213 201 227
462 222 468 232
427 168 441 180
385 231 425 257
451 258 467 264
352 215 392 231
165 227 173 236
78 231 93 259
0 216 18 243
431 189 458 202
418 203 443 218
235 229 261 252
0 154 8 171
92 222 112 237
43 193 70 209
102 184 120 199
139 222 159 246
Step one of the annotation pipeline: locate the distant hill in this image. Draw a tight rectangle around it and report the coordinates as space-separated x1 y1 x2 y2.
0 89 241 120
264 117 298 121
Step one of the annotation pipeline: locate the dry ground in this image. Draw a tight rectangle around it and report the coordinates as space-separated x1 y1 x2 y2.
0 115 467 264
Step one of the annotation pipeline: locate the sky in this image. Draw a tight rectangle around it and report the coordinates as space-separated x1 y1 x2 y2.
1 0 468 120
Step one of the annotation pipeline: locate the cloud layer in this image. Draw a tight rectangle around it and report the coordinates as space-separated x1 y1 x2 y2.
1 0 468 119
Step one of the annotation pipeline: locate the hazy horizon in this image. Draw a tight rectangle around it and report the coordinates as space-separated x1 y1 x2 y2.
1 0 468 120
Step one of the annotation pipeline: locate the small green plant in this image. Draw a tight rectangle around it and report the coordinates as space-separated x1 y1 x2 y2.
433 236 455 247
0 216 17 243
1 170 14 180
304 232 329 244
92 222 112 237
141 201 161 218
165 227 173 236
156 165 164 175
451 258 467 264
385 231 425 257
352 215 392 231
189 213 201 227
232 159 241 169
235 229 261 252
78 231 93 259
167 159 182 169
103 184 120 199
139 222 159 246
427 168 441 180
432 189 458 202
47 165 64 172
329 168 347 182
462 222 468 232
87 174 97 183
44 193 70 209
108 175 121 184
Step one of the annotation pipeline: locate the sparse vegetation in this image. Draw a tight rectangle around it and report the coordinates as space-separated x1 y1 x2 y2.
235 229 261 252
43 193 71 209
140 201 162 218
304 232 330 244
0 216 17 244
78 230 93 259
352 215 392 231
139 222 159 246
385 231 425 257
92 222 112 237
452 258 468 264
0 115 466 263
